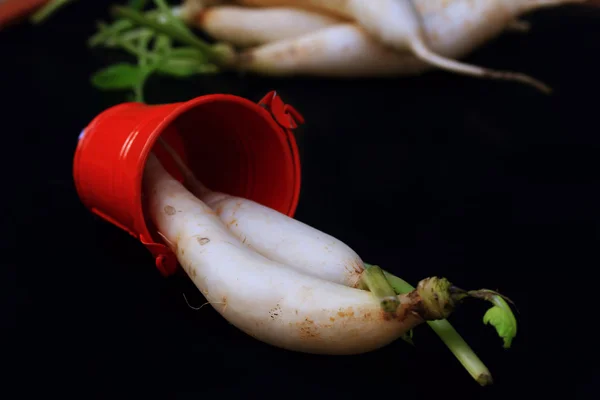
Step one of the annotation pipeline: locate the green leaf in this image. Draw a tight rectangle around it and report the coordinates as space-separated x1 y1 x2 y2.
154 35 173 54
152 0 190 33
91 63 147 90
111 6 217 57
30 0 75 24
154 47 216 77
157 59 218 78
136 31 155 67
120 28 155 45
88 20 134 47
128 0 150 11
169 47 208 62
465 288 518 349
482 295 517 349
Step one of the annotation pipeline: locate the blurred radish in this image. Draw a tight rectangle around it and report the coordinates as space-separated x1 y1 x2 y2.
233 23 549 92
104 0 586 92
191 3 533 49
411 0 587 62
195 5 344 47
183 0 588 91
236 23 430 77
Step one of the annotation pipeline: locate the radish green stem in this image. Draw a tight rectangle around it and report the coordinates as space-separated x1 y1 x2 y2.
129 0 150 10
360 265 400 313
30 0 74 24
424 319 492 386
381 271 415 294
88 20 134 47
384 271 493 386
365 265 493 386
113 35 146 58
134 30 152 103
152 0 189 32
133 81 145 103
111 6 231 64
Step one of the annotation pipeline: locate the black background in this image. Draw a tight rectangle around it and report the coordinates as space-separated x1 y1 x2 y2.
3 1 599 398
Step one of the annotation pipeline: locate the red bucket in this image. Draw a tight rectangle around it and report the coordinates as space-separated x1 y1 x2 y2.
73 91 304 277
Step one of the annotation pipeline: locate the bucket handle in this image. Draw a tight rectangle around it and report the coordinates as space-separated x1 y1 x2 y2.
258 91 305 130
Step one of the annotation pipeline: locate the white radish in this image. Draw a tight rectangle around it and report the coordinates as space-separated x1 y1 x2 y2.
411 0 586 62
195 6 344 48
156 138 365 287
208 192 367 287
236 23 430 78
191 3 532 49
230 0 356 18
151 140 515 386
143 152 456 355
235 0 587 58
211 0 588 91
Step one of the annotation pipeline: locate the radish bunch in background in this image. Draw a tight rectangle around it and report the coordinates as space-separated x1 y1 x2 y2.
180 0 590 92
32 0 590 100
151 138 518 387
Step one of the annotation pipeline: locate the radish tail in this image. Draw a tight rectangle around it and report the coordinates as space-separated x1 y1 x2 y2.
409 39 552 94
156 137 212 196
506 19 532 33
